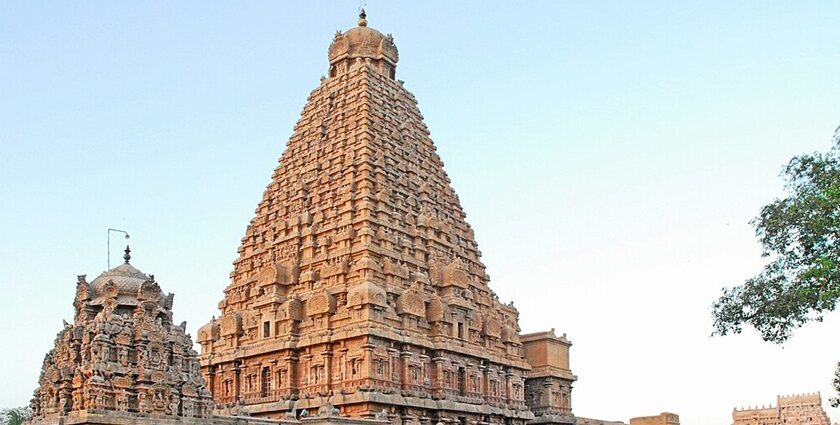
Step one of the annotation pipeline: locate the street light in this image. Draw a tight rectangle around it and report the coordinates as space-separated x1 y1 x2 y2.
107 228 130 269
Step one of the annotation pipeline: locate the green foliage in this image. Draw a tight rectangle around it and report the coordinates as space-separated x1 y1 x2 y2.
712 127 840 405
713 129 840 343
0 407 31 425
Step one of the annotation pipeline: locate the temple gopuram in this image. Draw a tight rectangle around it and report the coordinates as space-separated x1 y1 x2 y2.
197 11 577 425
732 393 831 425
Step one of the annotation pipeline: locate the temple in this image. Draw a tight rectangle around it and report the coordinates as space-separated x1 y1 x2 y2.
25 10 580 425
197 10 576 425
732 393 831 425
27 247 216 424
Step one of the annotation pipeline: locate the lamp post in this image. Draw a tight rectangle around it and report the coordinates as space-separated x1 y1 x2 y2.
107 228 130 269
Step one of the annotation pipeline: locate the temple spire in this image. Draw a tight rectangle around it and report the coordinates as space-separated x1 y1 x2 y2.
123 245 131 264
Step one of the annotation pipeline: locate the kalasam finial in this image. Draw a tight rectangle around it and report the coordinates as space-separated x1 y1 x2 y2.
358 8 367 27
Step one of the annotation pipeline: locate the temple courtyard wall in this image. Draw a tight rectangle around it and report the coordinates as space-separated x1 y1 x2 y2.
28 412 386 425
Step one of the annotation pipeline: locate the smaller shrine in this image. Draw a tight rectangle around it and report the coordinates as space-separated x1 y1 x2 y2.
27 246 215 423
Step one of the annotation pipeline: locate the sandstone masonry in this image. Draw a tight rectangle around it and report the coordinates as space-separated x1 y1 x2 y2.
197 11 575 425
732 393 831 425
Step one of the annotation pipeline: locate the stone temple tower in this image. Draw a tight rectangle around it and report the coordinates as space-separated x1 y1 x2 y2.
198 11 576 425
28 247 215 424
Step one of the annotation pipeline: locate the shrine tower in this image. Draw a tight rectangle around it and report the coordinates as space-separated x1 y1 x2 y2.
27 247 216 424
198 11 576 425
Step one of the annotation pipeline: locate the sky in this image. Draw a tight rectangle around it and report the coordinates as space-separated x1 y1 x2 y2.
1 1 839 424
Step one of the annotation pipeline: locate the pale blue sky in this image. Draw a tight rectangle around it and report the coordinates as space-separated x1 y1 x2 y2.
1 2 839 424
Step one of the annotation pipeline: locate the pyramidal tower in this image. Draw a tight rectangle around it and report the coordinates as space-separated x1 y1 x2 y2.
198 12 576 425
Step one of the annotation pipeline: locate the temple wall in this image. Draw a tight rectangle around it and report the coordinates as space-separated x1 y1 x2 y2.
28 412 386 425
628 413 679 425
732 393 830 425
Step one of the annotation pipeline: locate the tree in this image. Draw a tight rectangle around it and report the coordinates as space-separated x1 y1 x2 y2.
0 407 31 425
712 126 840 405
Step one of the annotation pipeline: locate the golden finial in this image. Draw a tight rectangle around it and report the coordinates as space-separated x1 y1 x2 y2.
358 8 367 27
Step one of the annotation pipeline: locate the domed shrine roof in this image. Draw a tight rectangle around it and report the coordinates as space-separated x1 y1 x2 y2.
91 247 148 293
328 9 398 68
86 246 160 307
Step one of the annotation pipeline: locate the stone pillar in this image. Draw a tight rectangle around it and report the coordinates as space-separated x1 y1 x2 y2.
207 365 216 397
479 363 488 401
388 348 400 385
362 343 375 381
302 354 313 386
433 356 446 395
504 369 513 402
233 362 242 400
419 354 430 387
403 350 414 389
284 353 296 392
566 383 573 413
322 347 333 390
543 380 553 411
269 359 279 398
337 348 349 384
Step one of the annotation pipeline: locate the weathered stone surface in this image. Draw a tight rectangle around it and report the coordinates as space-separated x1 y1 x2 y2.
198 11 575 425
27 247 215 424
521 332 575 422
